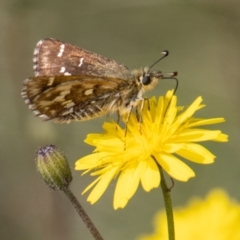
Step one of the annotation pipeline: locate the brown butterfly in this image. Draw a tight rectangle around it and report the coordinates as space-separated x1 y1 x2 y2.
21 38 177 123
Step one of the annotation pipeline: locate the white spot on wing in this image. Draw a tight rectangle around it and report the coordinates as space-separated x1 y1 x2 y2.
33 56 38 63
78 57 84 67
60 67 66 73
29 104 34 110
39 114 49 120
33 39 44 76
33 39 43 56
24 99 30 104
64 72 71 76
23 78 29 84
57 44 65 57
33 110 40 115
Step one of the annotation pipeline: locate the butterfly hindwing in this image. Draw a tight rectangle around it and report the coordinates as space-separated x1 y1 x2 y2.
22 75 138 123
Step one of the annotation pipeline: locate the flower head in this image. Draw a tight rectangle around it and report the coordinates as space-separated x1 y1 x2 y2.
75 90 228 209
137 189 240 240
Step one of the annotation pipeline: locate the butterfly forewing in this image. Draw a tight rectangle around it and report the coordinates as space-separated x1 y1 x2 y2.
33 38 133 80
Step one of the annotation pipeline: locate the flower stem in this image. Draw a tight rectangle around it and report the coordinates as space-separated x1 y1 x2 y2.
63 187 104 240
159 167 175 240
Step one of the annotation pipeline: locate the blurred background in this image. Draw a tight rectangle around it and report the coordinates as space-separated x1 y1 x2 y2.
1 0 239 239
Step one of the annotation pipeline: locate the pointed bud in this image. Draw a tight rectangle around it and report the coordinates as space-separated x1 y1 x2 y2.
36 145 72 190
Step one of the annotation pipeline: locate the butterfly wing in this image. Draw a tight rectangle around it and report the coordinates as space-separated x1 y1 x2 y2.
33 38 133 80
22 75 138 123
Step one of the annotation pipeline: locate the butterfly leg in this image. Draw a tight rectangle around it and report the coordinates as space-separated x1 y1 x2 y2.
124 97 146 136
124 105 133 137
117 110 121 124
137 97 149 121
136 97 149 134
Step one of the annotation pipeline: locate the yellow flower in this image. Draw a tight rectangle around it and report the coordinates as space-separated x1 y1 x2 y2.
75 90 228 209
137 189 240 240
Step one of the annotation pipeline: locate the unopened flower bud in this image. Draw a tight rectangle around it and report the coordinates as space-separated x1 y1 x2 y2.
36 145 72 190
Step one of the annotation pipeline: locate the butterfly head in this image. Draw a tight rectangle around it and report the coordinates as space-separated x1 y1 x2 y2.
133 67 163 92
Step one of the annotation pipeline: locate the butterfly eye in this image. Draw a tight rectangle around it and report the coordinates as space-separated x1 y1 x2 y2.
142 75 151 85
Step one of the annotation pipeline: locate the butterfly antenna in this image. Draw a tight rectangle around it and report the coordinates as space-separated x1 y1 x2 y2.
149 50 178 93
162 72 179 94
149 50 169 70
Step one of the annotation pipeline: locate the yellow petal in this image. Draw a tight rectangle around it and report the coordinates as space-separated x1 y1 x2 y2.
114 163 141 209
171 129 224 142
154 96 164 125
164 95 178 126
176 143 216 164
82 176 101 194
174 97 203 126
140 158 160 191
212 133 229 142
155 153 195 181
75 152 110 170
85 133 125 152
186 118 226 128
86 166 119 204
165 90 174 102
103 121 125 137
84 133 102 145
161 143 184 153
